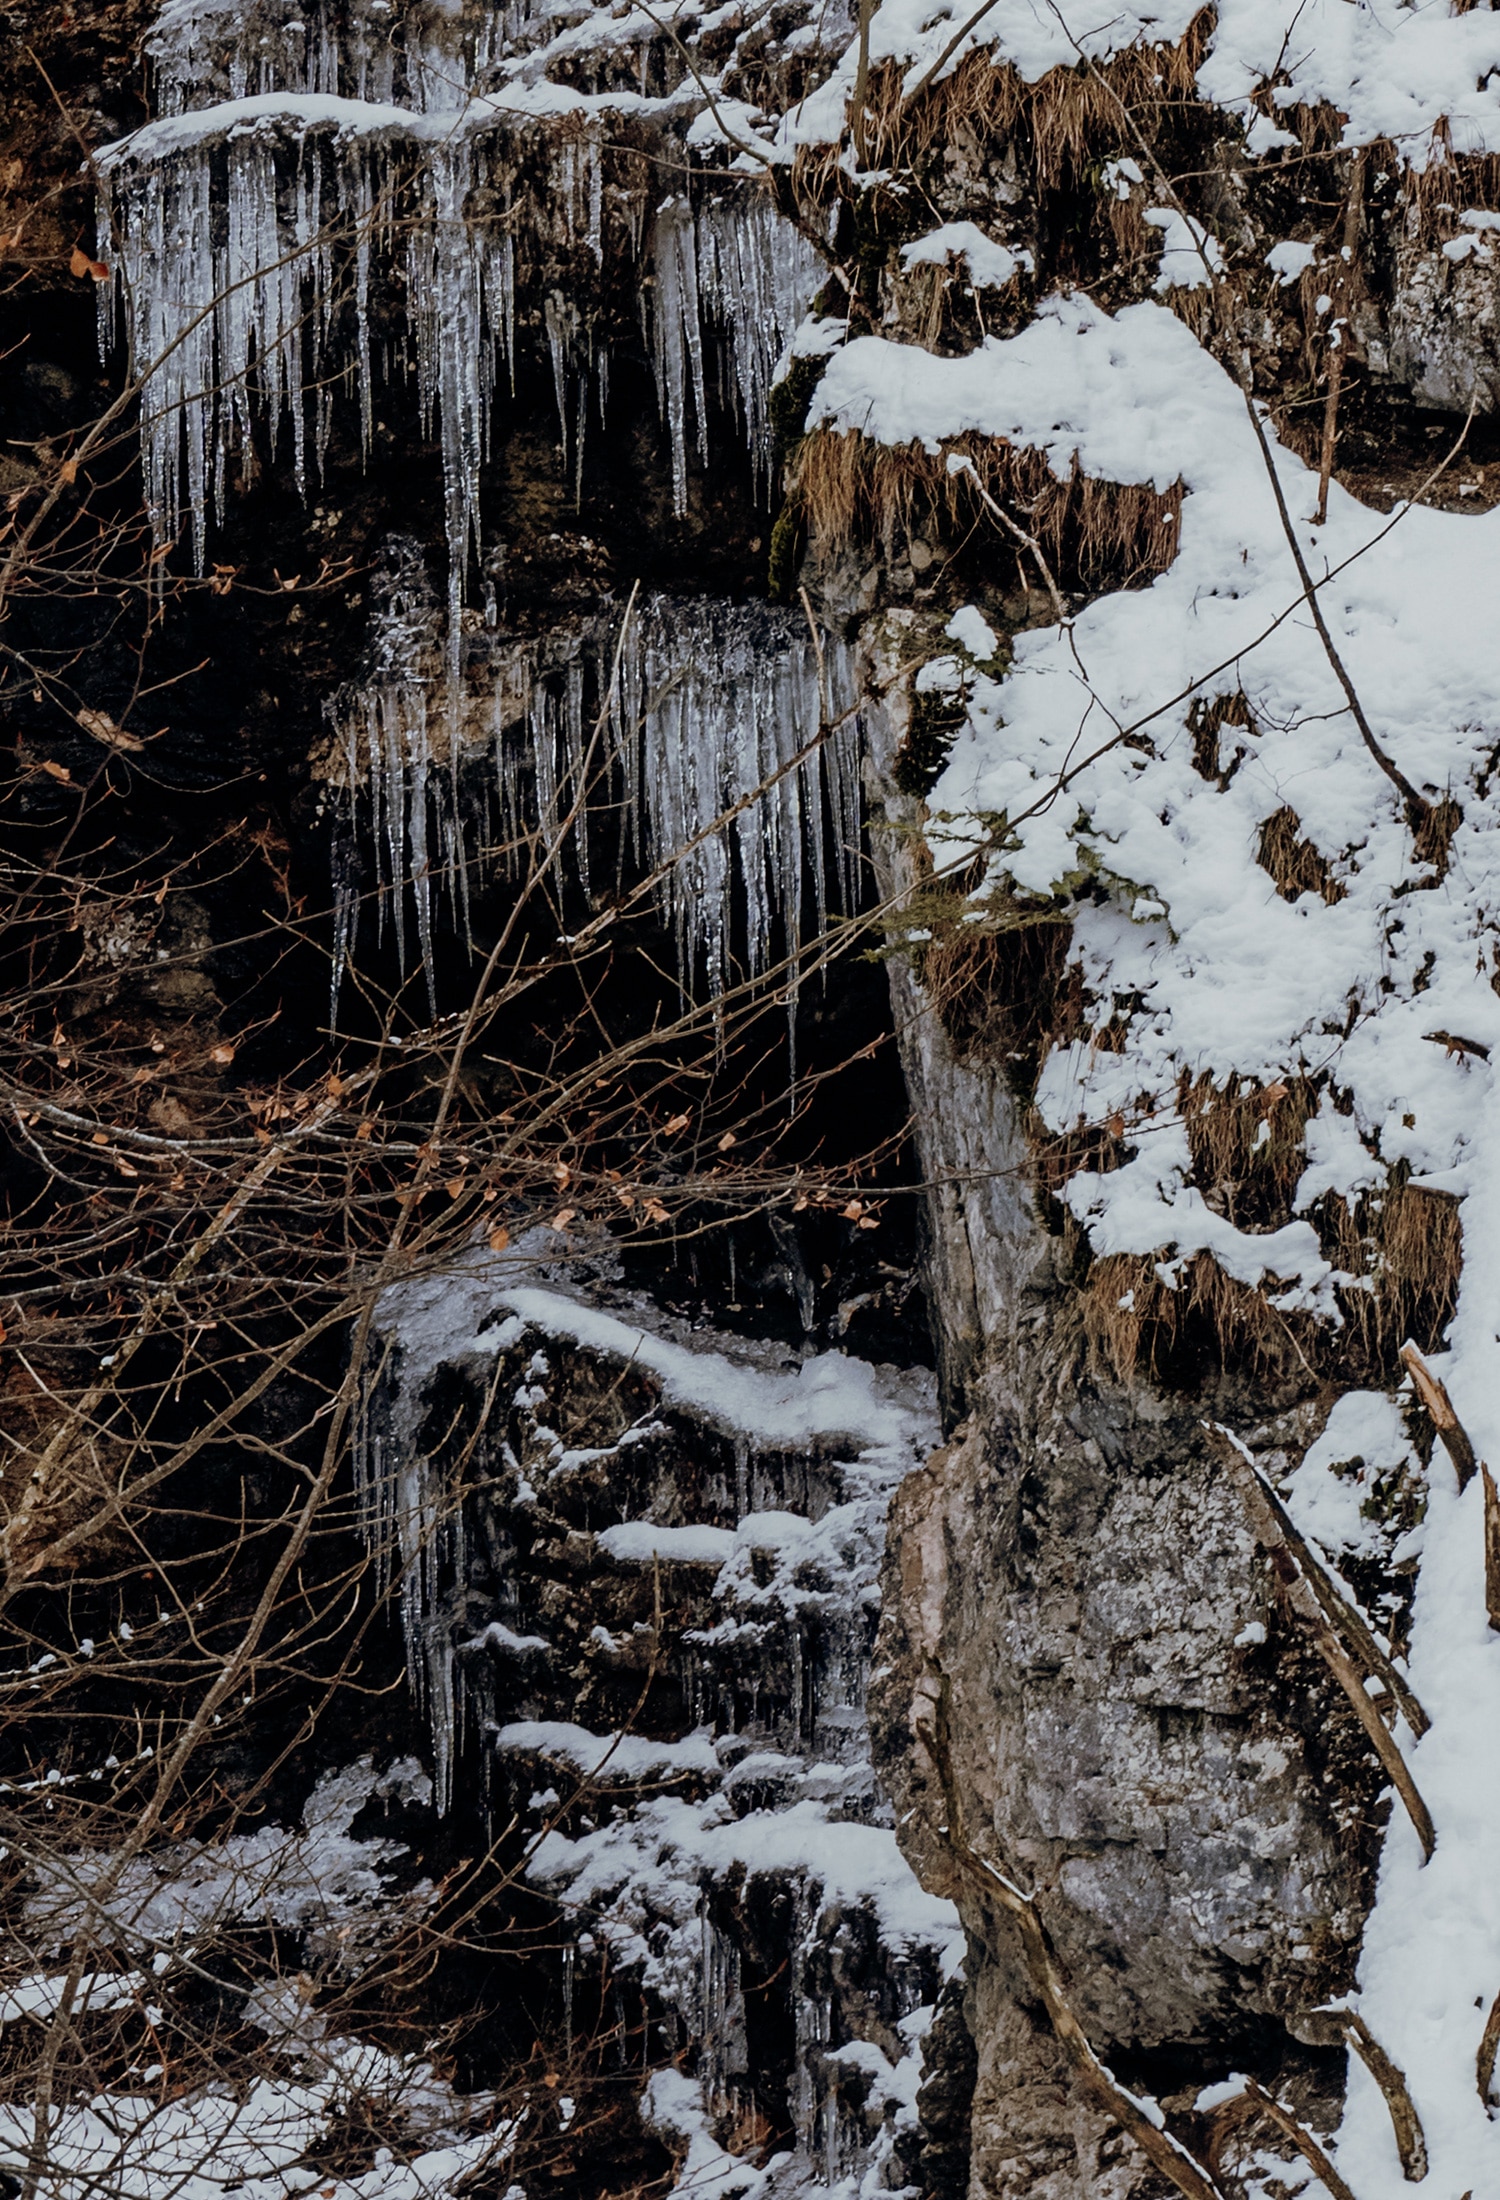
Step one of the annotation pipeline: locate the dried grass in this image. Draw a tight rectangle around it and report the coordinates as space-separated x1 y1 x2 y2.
920 918 1080 1071
1257 806 1347 906
1081 1249 1307 1385
1080 1166 1462 1387
845 11 1214 185
797 426 1183 590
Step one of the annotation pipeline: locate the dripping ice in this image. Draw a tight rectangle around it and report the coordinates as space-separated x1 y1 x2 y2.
97 17 822 581
328 587 865 1013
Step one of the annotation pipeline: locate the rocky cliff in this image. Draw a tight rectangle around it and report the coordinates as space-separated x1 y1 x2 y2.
4 2 1500 2198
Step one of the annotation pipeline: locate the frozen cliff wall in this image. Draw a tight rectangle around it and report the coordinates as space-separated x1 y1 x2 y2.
10 0 1500 2195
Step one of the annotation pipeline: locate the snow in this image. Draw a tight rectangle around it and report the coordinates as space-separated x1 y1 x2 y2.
1265 240 1317 285
839 272 1500 2193
598 1522 740 1565
1144 207 1223 293
810 289 1500 1320
644 2068 768 2199
1279 1392 1420 1564
776 0 1500 169
495 1720 721 1779
475 1287 933 1456
900 221 1029 290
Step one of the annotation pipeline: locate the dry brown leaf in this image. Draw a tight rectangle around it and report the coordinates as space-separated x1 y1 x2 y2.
663 1112 690 1134
487 1223 510 1253
641 1196 668 1224
208 1042 235 1066
56 458 77 486
116 1159 139 1178
69 246 90 278
549 1207 576 1232
552 1161 571 1188
717 1131 736 1151
40 759 73 784
91 1131 108 1147
445 1176 466 1200
76 707 145 752
355 1120 373 1141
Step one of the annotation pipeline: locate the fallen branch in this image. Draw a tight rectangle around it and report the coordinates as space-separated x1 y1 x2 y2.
916 1671 1231 2200
1398 1341 1478 1493
1248 1457 1428 1738
1482 1466 1500 1633
1207 1423 1436 1861
1477 1988 1500 2112
1240 2078 1360 2200
1339 2010 1427 2182
1314 157 1365 528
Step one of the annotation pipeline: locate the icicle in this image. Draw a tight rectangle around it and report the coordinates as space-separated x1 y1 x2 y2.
649 196 707 518
329 591 862 1013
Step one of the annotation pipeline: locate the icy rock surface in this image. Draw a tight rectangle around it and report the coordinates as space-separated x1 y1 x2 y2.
10 1759 506 2200
359 1251 961 2191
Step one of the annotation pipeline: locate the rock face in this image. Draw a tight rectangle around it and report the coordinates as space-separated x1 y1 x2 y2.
365 1251 962 2191
855 837 1370 2190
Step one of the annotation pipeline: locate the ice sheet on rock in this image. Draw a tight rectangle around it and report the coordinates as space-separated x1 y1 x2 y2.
28 1755 432 1958
100 72 816 590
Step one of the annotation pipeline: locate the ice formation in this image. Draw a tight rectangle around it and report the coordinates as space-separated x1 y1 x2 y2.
360 1254 959 2184
328 588 863 1007
97 37 819 600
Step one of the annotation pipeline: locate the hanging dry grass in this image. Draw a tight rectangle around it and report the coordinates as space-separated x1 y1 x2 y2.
1078 1164 1462 1387
1321 1174 1463 1360
797 426 1183 590
827 10 1214 188
1081 1249 1309 1385
920 916 1080 1072
1179 1070 1320 1227
1188 691 1257 786
1257 807 1347 905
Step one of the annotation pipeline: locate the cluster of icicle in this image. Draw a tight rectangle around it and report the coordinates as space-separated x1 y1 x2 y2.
350 1409 470 1817
98 3 821 649
146 0 522 120
328 581 863 1010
